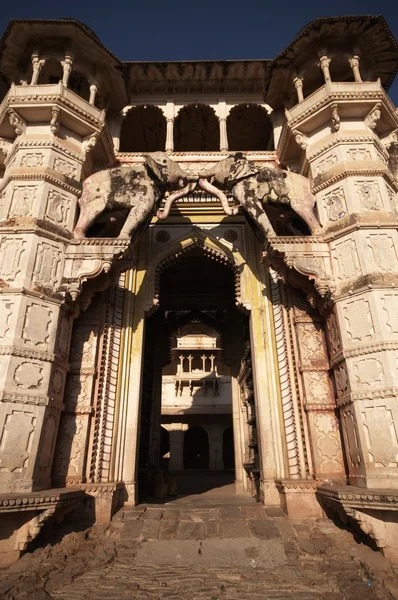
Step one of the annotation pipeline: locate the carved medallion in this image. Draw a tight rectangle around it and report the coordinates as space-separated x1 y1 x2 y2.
14 361 43 389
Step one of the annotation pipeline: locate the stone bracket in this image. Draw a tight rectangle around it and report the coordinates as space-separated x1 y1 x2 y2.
62 238 132 300
263 236 334 301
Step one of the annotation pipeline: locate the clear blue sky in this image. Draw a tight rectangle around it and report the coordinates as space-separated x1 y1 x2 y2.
1 0 397 103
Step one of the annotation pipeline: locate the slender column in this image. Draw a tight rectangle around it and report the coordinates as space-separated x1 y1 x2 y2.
293 77 304 103
219 117 228 152
166 118 174 152
319 52 332 83
62 52 74 87
349 55 362 82
30 50 43 85
89 83 98 106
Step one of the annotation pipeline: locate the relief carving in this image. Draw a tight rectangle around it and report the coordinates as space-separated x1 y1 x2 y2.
366 234 398 273
14 361 44 389
354 357 384 387
46 190 71 227
313 413 344 469
9 186 37 217
356 182 382 211
22 304 53 348
342 407 361 467
323 187 347 221
326 311 341 355
20 153 44 168
51 370 64 395
316 153 338 176
334 364 348 397
333 238 360 280
0 410 36 472
0 237 25 283
347 148 371 161
64 373 93 411
0 300 13 338
343 298 374 343
298 323 325 360
362 406 398 467
381 294 398 334
53 157 77 178
33 242 62 288
304 371 331 402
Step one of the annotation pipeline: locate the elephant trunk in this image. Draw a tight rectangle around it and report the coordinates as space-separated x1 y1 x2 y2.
157 182 196 219
198 178 239 216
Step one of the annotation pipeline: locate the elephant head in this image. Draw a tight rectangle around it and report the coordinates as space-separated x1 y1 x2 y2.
197 154 260 216
147 152 198 219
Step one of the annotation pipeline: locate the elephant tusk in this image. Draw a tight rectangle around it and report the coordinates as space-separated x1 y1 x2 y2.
198 178 239 216
156 182 196 219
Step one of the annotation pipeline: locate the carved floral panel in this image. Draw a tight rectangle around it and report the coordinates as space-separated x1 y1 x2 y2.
13 361 44 389
20 153 44 168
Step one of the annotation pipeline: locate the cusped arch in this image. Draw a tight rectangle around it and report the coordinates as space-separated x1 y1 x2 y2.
120 105 166 152
174 104 219 151
143 230 250 315
227 104 274 151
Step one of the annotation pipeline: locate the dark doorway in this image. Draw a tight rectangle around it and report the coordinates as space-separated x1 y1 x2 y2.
223 426 235 470
183 426 209 469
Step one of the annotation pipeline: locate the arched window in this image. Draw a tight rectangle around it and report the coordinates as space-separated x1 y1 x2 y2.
227 104 273 151
37 58 63 85
184 426 209 469
174 104 219 152
119 105 166 152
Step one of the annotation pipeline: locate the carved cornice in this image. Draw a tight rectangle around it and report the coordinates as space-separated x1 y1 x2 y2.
307 135 390 163
0 218 72 243
1 391 64 410
288 90 397 130
312 167 396 194
330 341 398 368
5 138 84 167
317 484 398 511
337 386 398 407
0 345 69 370
0 488 84 512
80 482 124 494
4 94 105 128
0 171 81 195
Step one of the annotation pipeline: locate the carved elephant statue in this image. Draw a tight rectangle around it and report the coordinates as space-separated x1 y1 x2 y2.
73 151 197 239
196 153 321 237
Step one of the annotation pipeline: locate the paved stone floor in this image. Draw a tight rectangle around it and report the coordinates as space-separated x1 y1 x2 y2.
1 496 398 599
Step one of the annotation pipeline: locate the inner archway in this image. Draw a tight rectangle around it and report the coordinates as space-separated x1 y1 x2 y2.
137 242 259 502
184 426 209 469
174 104 219 151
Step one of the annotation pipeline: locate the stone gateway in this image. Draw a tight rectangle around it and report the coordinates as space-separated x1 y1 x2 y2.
0 14 398 569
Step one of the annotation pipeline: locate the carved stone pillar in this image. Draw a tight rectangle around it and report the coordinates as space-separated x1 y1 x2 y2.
62 52 74 87
0 112 83 493
166 423 185 471
89 82 98 106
